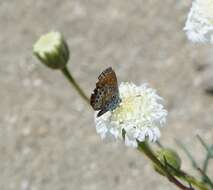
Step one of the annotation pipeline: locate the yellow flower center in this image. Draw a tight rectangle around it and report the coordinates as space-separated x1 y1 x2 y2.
112 95 142 122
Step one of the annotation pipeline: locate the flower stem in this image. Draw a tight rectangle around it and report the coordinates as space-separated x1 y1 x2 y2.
179 173 210 190
61 66 90 104
197 168 213 189
176 138 213 188
168 165 210 190
176 139 199 169
138 141 209 190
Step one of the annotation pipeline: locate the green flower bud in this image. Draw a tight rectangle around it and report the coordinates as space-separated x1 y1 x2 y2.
154 148 181 176
33 31 69 69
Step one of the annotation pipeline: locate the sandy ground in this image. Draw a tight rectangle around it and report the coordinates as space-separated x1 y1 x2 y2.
0 0 212 190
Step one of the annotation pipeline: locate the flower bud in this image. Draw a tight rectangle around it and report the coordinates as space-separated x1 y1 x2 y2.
33 31 69 69
154 148 181 176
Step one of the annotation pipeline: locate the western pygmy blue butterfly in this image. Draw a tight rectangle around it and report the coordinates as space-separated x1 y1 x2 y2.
90 67 121 117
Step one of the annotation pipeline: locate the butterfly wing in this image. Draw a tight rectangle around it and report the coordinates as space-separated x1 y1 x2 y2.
97 67 118 88
90 86 108 110
90 67 120 117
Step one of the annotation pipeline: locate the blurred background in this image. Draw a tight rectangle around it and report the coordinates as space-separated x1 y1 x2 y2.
0 0 212 189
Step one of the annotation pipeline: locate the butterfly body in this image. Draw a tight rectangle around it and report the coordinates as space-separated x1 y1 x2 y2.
90 67 121 117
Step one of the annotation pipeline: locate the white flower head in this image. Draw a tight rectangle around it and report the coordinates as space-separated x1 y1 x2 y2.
95 82 167 148
184 0 213 43
33 31 69 69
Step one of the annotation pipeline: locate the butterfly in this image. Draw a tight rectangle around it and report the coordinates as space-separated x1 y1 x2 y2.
90 67 121 117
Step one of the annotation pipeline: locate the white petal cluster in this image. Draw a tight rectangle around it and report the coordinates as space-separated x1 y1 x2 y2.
95 82 167 148
33 31 69 69
184 0 213 43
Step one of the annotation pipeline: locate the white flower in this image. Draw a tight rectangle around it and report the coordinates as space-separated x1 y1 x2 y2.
94 82 167 148
33 31 69 69
184 0 213 43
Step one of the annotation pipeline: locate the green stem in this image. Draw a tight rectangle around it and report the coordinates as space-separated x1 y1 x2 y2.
138 141 209 190
61 66 90 104
176 139 213 189
197 135 209 151
178 172 209 190
138 141 193 190
156 140 163 148
176 139 199 169
197 168 213 189
196 135 210 175
203 155 210 179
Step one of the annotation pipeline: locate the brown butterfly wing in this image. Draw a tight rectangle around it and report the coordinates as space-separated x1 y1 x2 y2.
97 67 118 87
90 67 118 111
90 86 107 110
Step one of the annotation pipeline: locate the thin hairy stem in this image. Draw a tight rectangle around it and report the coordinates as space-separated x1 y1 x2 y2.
61 66 90 104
